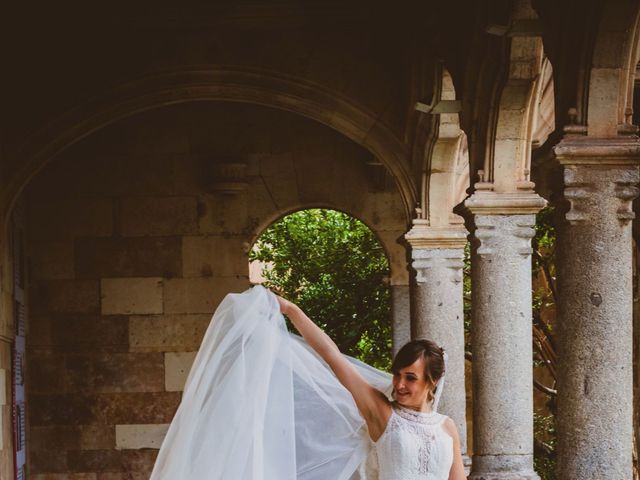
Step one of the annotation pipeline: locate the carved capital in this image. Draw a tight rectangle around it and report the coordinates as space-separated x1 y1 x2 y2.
411 248 465 284
562 164 640 226
474 214 537 257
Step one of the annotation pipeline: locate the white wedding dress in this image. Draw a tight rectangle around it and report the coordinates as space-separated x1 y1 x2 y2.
150 285 453 480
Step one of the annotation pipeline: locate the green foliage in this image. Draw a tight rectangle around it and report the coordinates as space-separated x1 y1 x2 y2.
249 209 392 370
534 413 557 480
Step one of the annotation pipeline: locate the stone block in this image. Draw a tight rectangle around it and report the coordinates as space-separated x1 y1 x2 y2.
258 153 300 208
27 353 69 393
358 192 407 231
115 424 169 449
30 315 129 353
30 280 101 315
29 197 113 240
80 425 116 450
29 394 96 426
29 426 82 451
182 236 248 277
120 196 198 236
30 239 75 280
95 392 181 424
31 474 97 480
164 352 196 391
30 449 68 473
163 276 249 314
64 353 165 393
129 314 211 352
198 193 250 235
76 237 182 278
121 449 159 473
67 449 123 473
101 278 163 315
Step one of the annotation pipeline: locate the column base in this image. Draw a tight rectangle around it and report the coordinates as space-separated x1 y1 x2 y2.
469 455 540 480
463 454 472 475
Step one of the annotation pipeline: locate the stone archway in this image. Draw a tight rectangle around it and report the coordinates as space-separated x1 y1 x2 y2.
1 65 416 227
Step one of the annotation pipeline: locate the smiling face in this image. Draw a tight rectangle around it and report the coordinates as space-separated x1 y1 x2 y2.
392 355 433 410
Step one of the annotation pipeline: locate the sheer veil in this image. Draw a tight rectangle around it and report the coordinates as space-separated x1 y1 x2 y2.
149 285 392 480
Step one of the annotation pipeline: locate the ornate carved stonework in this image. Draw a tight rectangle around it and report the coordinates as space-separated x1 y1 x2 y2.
411 249 464 284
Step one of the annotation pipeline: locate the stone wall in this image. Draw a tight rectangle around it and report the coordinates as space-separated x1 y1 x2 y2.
23 102 408 478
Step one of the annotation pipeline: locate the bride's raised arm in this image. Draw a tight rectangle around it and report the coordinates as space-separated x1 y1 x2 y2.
275 294 391 439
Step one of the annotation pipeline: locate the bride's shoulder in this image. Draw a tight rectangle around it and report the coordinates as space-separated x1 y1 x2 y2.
440 416 460 440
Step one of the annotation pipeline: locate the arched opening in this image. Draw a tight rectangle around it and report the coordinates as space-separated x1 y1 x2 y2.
249 208 393 369
11 100 409 478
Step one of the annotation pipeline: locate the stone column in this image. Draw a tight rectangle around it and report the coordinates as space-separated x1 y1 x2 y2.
465 192 545 480
554 138 640 479
391 284 411 356
405 222 470 467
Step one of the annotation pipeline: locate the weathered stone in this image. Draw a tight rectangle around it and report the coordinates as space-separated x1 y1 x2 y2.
67 449 123 473
29 197 113 240
258 153 300 208
553 155 639 479
76 237 182 278
31 474 97 480
182 235 248 277
115 424 169 449
409 244 469 467
30 449 68 473
29 426 82 451
80 425 116 450
129 314 211 352
30 239 75 280
64 353 165 393
27 354 69 393
29 394 96 426
101 278 163 315
164 351 196 391
121 449 159 473
30 280 101 315
390 285 410 355
198 193 250 235
464 198 543 479
95 392 181 424
120 196 198 236
29 315 129 353
163 276 249 314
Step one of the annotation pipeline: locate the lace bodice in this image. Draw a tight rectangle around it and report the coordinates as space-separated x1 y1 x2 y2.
373 403 453 480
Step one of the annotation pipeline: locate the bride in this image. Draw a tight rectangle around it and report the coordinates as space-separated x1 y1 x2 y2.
150 285 466 480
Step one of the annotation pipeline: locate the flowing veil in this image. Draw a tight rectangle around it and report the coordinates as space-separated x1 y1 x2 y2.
149 285 392 480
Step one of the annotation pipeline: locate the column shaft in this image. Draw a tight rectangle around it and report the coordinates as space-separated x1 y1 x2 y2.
555 163 638 479
391 284 411 356
411 247 468 462
468 213 540 480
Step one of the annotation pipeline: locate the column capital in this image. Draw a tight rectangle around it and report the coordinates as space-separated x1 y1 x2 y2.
553 135 640 166
404 221 468 250
464 191 547 216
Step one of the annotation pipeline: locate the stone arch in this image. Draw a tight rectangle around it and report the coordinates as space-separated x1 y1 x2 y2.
586 1 640 136
480 0 545 195
248 203 408 287
423 67 469 228
1 65 415 225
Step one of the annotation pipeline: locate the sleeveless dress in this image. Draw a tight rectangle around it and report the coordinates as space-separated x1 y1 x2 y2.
373 403 454 480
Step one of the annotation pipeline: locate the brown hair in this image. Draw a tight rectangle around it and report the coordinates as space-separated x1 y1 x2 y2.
391 339 445 403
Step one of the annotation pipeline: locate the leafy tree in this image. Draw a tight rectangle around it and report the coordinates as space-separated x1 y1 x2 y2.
249 209 392 369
